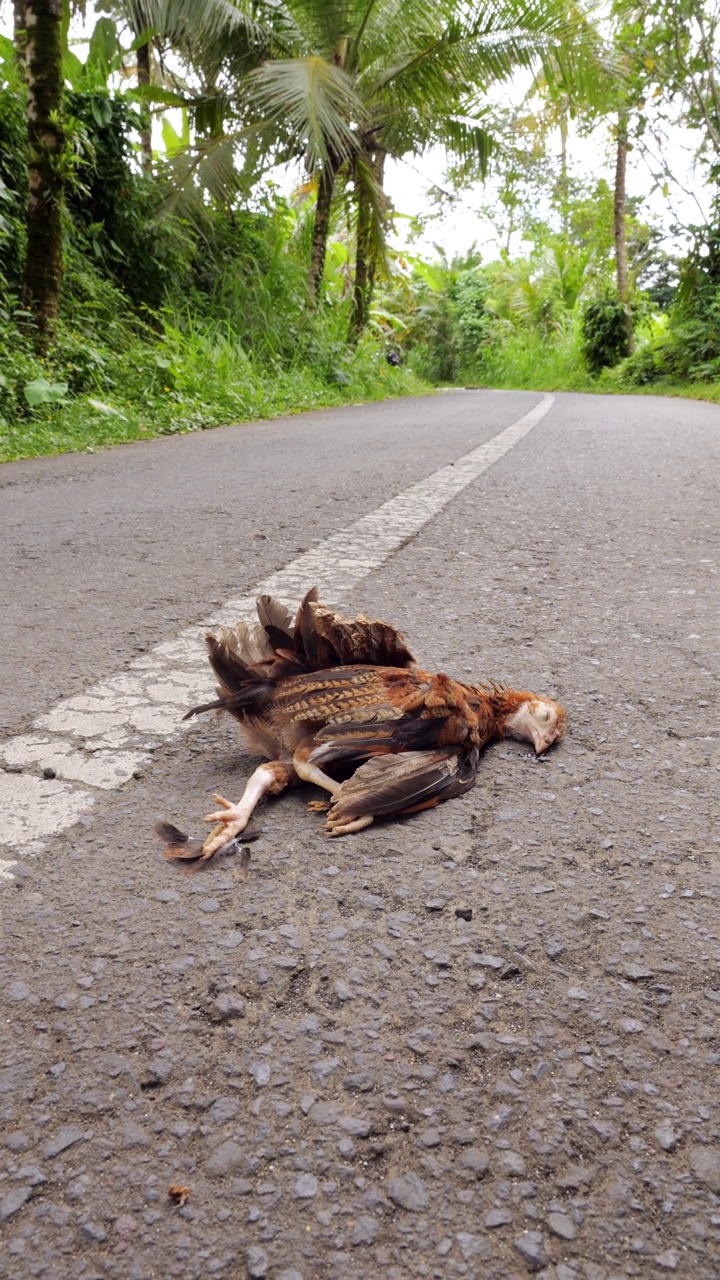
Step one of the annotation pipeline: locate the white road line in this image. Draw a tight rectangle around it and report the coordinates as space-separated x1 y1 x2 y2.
0 395 554 872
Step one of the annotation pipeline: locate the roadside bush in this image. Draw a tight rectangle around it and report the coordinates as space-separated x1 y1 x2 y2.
579 289 632 374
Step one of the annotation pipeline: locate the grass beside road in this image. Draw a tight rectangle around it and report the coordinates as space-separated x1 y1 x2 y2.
0 316 429 463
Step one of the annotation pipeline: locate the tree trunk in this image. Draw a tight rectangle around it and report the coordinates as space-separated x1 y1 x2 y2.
348 149 385 342
137 39 153 175
21 0 65 354
613 113 635 356
13 0 27 79
559 108 569 238
309 157 338 301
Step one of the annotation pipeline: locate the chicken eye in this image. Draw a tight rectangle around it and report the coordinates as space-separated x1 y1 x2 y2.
535 705 550 723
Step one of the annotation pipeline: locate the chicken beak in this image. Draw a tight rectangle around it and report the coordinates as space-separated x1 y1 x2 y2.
533 730 551 756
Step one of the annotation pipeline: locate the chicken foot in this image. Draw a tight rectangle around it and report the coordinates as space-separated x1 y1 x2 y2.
293 747 374 835
202 761 292 861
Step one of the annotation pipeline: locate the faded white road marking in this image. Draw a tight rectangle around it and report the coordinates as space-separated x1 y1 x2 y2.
0 395 554 873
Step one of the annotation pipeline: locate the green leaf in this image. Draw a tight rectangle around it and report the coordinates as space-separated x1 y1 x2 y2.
131 85 187 108
88 17 120 72
62 49 85 90
87 398 127 419
90 96 114 128
23 379 70 407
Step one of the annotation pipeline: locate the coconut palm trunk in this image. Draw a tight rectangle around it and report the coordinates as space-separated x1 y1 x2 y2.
21 0 65 353
348 148 385 341
136 37 153 175
309 153 340 300
613 111 634 355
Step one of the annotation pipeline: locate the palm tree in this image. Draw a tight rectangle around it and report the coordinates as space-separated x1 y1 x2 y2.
240 0 603 333
21 0 65 352
128 1 602 334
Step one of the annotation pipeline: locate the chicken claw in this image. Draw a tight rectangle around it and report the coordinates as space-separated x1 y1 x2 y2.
202 795 250 859
325 814 374 836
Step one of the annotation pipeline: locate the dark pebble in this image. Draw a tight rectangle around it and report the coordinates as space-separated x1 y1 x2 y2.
512 1231 549 1270
386 1172 429 1211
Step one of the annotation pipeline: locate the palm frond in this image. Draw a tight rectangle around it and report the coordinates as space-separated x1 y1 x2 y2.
246 56 366 168
155 132 248 215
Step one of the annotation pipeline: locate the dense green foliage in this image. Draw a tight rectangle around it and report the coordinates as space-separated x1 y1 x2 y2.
579 290 633 374
2 0 719 465
0 80 424 463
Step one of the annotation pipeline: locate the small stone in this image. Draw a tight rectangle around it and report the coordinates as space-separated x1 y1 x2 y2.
293 1173 318 1199
547 1211 577 1241
334 979 354 1001
460 1147 489 1176
456 1232 487 1261
425 899 445 911
0 1186 32 1222
114 1214 138 1237
386 1172 429 1211
79 1221 107 1243
546 939 565 958
343 1072 375 1093
498 1151 526 1176
654 1249 680 1270
199 898 220 913
567 987 589 1000
42 1125 88 1159
218 930 244 949
205 1140 244 1177
654 1123 682 1152
145 1056 173 1085
418 1128 442 1148
622 963 654 981
620 1018 645 1033
455 905 473 921
6 981 30 1002
213 993 246 1021
246 1245 269 1277
155 889 180 903
249 1062 271 1087
120 1121 150 1148
555 1164 594 1189
351 1214 379 1245
2 1132 30 1152
43 767 57 779
485 1208 512 1228
308 1101 342 1125
688 1145 720 1192
590 1119 617 1142
513 1231 549 1270
472 953 504 969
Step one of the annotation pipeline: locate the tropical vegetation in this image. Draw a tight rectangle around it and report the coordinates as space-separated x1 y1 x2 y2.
1 0 719 463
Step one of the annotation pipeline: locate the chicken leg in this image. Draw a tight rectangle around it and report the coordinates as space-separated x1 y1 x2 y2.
201 761 293 860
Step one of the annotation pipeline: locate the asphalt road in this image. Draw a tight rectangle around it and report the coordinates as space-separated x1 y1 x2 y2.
1 391 719 1280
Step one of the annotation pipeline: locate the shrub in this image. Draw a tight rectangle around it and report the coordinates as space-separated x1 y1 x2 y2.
579 289 632 374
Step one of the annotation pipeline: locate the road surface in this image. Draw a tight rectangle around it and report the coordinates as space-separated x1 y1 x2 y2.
0 391 718 1279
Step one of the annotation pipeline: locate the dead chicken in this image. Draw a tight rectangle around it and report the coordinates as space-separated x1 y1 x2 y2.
161 588 565 867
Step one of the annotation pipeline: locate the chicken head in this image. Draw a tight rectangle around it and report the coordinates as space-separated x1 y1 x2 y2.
503 695 566 755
